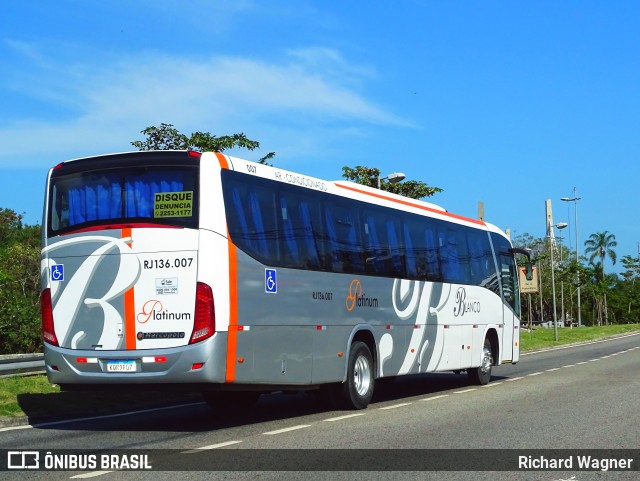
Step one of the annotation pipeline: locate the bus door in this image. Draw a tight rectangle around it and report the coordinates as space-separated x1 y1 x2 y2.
491 233 519 363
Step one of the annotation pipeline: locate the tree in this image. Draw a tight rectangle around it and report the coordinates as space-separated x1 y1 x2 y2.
620 255 640 320
584 231 618 278
0 209 42 354
131 123 276 164
341 166 443 200
0 208 24 244
584 231 618 326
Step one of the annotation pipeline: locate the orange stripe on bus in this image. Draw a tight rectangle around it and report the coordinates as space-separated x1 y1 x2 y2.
122 227 137 350
124 287 136 349
215 152 229 170
334 183 486 226
225 234 238 382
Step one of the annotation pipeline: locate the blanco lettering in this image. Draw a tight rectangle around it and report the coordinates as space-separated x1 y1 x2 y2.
453 287 481 317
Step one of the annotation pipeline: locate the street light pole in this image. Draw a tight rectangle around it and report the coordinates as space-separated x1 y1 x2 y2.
558 236 566 328
377 172 406 190
561 189 582 327
550 233 558 341
549 222 568 341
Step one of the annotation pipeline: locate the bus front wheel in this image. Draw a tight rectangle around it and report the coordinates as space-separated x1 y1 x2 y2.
467 338 493 385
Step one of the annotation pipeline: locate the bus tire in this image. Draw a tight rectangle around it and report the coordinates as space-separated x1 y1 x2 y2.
468 338 493 385
202 391 260 412
332 341 375 410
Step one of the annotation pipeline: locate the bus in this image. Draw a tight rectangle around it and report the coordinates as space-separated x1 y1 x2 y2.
41 150 531 410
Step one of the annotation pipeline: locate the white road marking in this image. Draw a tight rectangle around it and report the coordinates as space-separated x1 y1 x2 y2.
453 389 477 394
70 472 112 479
181 440 242 453
324 413 366 422
263 425 311 435
379 402 412 410
420 395 449 401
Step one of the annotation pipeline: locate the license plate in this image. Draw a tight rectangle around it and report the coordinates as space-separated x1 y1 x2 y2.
106 360 137 372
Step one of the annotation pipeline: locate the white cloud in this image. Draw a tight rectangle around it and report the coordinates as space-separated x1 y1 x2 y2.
0 42 410 168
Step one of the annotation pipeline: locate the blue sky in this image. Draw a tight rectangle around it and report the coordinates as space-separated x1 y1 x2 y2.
1 1 638 273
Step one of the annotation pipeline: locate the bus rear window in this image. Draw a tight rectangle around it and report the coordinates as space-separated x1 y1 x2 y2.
48 165 199 235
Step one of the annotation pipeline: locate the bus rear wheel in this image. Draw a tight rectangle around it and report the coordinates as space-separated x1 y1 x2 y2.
468 338 493 385
331 341 375 410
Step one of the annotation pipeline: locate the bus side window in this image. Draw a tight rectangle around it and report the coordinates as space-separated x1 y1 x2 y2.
386 219 404 277
298 201 321 269
403 222 418 278
280 197 300 266
499 258 517 310
440 228 463 283
324 207 339 271
230 187 253 251
248 191 269 259
364 214 383 273
424 227 441 281
326 204 363 274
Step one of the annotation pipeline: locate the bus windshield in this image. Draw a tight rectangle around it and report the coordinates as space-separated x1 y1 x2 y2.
48 161 199 236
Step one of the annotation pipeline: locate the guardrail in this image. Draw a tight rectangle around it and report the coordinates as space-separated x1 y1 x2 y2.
0 354 45 377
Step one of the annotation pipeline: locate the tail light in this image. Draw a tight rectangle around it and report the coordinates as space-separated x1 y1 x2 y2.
190 282 215 344
41 288 59 346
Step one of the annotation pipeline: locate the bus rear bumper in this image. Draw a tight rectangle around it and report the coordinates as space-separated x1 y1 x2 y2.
43 334 228 386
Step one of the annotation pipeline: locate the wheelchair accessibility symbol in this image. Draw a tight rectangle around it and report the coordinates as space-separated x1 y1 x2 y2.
51 264 64 282
265 268 277 294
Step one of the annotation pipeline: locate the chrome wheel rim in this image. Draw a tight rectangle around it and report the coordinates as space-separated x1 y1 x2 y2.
353 355 372 396
480 345 493 374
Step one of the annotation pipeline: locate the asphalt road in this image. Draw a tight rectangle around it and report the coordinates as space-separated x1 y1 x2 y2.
1 333 639 481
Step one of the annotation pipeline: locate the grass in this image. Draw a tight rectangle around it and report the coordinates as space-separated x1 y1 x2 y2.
519 323 640 352
0 375 200 422
0 375 59 417
1 323 639 423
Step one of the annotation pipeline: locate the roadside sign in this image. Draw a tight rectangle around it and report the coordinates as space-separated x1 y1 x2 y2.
519 265 539 293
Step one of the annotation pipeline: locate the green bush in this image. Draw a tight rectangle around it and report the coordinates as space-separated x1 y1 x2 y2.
0 208 42 354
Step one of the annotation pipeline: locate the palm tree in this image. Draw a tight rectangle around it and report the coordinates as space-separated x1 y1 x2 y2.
584 231 617 325
584 231 617 277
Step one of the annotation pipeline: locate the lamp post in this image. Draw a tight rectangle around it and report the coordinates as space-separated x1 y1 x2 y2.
557 235 566 328
561 189 581 327
377 172 405 189
550 222 568 340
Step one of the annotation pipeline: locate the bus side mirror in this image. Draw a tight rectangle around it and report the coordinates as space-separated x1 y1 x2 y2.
525 262 533 281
